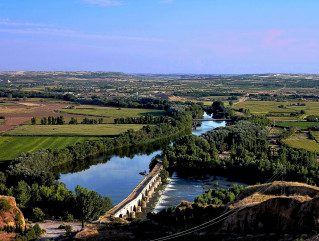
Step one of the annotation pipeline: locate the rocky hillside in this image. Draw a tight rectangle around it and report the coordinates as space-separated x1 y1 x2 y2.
75 182 319 241
0 195 25 240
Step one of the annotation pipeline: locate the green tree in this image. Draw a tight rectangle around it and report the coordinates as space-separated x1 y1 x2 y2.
75 185 112 228
33 223 43 237
31 117 36 125
32 207 45 222
14 181 31 208
163 155 169 169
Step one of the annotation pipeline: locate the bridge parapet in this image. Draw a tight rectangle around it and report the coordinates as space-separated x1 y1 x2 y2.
99 163 163 223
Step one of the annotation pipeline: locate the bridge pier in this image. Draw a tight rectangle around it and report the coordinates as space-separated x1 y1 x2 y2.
142 200 147 208
137 206 142 213
99 163 164 222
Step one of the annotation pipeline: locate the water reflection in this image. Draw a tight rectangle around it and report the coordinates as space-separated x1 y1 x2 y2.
192 112 225 136
153 173 246 212
61 151 161 205
60 113 237 210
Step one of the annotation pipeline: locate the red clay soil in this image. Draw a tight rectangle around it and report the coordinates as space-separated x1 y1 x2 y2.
0 232 16 241
0 101 96 133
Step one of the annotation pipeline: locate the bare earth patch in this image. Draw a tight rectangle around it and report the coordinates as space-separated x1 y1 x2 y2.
36 221 82 240
0 101 108 133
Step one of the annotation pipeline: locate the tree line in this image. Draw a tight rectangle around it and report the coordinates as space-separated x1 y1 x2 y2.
0 89 77 101
32 116 104 125
77 97 171 110
114 115 173 124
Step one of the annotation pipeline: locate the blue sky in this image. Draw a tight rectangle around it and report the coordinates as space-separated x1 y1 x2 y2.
0 0 319 74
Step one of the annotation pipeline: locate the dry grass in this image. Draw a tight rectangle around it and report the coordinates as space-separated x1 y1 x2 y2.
230 181 318 209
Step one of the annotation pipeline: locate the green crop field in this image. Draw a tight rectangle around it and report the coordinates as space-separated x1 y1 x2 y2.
0 136 100 162
282 132 319 152
58 107 164 118
0 102 19 106
310 131 319 142
268 116 300 121
276 122 319 129
0 119 4 125
4 124 145 136
233 101 319 116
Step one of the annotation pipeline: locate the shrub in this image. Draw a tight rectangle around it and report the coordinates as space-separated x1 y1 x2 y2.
0 199 11 213
32 207 45 222
33 224 43 237
64 213 74 222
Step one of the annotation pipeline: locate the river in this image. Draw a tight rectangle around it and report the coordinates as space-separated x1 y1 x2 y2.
60 113 246 210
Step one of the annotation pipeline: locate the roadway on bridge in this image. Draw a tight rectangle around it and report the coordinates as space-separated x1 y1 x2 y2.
100 163 162 222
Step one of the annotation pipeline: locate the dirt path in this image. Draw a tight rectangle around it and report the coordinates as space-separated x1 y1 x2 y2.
234 96 249 105
36 221 82 240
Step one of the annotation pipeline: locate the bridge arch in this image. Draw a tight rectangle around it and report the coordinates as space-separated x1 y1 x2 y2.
99 163 163 222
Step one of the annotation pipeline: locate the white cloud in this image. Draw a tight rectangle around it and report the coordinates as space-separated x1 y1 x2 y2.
83 0 123 7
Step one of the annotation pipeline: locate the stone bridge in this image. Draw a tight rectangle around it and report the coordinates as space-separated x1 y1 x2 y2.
99 163 163 222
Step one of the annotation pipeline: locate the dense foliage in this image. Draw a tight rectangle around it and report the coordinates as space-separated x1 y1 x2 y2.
164 119 319 185
77 97 171 110
206 101 234 118
114 115 173 124
194 184 244 205
0 88 76 101
0 181 113 224
164 121 269 170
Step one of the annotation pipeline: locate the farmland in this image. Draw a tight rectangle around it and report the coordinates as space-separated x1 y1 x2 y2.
58 106 164 118
310 131 319 142
0 136 100 162
232 101 319 121
282 132 319 152
4 124 145 137
276 122 319 129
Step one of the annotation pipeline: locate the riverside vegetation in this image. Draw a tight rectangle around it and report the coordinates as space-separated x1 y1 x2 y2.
3 73 319 239
0 100 204 230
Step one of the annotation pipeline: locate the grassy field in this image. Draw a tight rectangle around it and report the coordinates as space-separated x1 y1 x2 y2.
233 101 319 117
268 127 283 138
0 108 32 114
0 136 100 162
0 102 19 106
0 119 4 125
58 107 164 118
4 124 145 136
276 122 319 129
282 132 319 152
310 131 319 142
